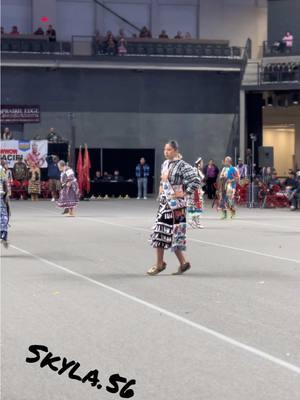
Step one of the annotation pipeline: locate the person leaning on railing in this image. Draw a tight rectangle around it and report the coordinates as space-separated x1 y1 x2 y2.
282 31 293 53
46 25 56 42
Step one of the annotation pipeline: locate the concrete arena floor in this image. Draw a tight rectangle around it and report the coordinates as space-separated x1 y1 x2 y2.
1 199 300 400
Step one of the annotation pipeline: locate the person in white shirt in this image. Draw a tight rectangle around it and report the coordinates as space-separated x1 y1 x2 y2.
282 32 293 53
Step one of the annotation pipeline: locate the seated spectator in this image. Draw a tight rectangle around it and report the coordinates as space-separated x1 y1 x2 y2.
118 37 127 55
1 27 4 35
47 127 59 142
102 171 112 181
94 171 102 182
112 170 124 182
282 31 293 52
284 171 297 191
139 26 152 38
34 27 44 35
268 171 281 189
174 31 183 39
46 25 56 42
185 32 192 39
2 127 13 140
10 26 20 35
159 30 169 39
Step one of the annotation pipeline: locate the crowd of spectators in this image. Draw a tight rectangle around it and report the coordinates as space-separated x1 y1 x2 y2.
1 25 56 41
93 170 126 183
1 127 67 143
94 27 195 55
198 157 300 210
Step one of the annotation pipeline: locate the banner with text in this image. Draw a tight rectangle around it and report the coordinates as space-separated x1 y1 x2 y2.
0 140 48 168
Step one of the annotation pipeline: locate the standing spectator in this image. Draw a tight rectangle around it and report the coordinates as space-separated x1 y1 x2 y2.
118 37 127 55
47 127 59 142
135 157 150 199
159 30 169 39
46 25 56 42
174 31 183 39
139 26 152 38
10 26 20 35
46 155 61 201
203 159 219 199
34 27 44 35
236 158 248 180
2 127 13 140
282 31 293 53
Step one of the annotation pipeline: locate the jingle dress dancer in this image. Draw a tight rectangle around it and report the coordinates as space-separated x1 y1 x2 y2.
219 156 240 219
0 165 10 248
148 141 200 276
187 157 205 229
56 161 79 217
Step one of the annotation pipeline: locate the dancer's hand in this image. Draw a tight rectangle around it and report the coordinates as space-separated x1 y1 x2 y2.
174 190 185 198
161 172 169 182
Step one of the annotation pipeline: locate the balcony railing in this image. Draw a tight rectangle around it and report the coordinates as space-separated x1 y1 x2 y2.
1 34 71 54
263 40 300 57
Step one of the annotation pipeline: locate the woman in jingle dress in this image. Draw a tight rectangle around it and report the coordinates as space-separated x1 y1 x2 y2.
56 161 79 217
0 165 10 248
187 157 205 229
28 164 41 201
148 140 200 276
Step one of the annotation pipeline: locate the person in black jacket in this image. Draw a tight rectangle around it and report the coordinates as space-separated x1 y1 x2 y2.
46 155 61 201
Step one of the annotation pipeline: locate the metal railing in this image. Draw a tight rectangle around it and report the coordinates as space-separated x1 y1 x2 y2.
1 35 71 54
240 38 252 81
261 62 300 83
92 37 243 59
263 40 300 57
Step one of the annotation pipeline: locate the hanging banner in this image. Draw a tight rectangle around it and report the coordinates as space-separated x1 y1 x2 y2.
0 140 48 168
0 105 40 123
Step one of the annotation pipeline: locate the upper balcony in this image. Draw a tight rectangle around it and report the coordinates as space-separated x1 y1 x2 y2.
1 34 245 72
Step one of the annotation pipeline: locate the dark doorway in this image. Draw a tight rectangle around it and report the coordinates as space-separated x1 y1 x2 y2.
102 148 155 193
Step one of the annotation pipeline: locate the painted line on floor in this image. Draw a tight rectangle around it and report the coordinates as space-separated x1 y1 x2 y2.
81 217 300 265
8 243 300 375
